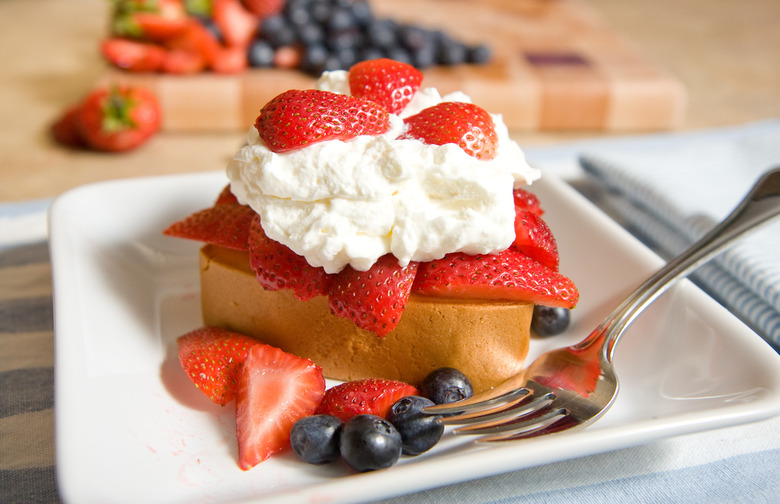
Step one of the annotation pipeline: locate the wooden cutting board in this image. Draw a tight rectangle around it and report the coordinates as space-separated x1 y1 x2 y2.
100 0 686 132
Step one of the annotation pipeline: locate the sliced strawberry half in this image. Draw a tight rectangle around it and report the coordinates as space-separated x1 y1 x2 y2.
101 38 167 72
328 255 419 337
413 248 578 308
164 20 221 69
213 0 258 48
247 215 331 301
513 188 544 216
241 0 284 18
255 89 391 153
177 327 258 405
132 12 190 41
348 58 423 114
401 101 498 160
161 47 206 74
236 343 326 470
215 184 239 205
513 210 559 271
316 378 419 422
163 203 255 250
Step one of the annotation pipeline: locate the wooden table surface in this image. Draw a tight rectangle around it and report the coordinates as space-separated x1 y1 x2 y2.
2 0 779 202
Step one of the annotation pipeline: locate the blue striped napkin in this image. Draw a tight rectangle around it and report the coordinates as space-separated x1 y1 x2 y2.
577 120 780 348
0 199 58 504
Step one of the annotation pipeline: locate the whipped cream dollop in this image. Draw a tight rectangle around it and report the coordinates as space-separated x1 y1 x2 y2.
227 70 541 274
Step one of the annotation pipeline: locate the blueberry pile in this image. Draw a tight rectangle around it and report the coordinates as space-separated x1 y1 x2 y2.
289 366 474 472
246 0 492 75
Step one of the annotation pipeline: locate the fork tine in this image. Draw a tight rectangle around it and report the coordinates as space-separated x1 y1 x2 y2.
472 408 569 442
437 390 540 425
449 393 558 433
423 385 532 416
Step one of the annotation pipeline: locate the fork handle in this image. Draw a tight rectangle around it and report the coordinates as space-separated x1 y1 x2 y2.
582 166 780 358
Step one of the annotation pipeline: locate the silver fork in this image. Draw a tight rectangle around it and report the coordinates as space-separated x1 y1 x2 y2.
424 167 780 442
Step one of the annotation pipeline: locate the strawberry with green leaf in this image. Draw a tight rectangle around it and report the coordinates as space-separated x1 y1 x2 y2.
75 85 161 152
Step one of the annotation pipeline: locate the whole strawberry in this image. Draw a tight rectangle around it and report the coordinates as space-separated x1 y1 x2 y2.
402 101 498 160
177 326 259 405
254 89 391 153
349 58 423 114
76 85 161 152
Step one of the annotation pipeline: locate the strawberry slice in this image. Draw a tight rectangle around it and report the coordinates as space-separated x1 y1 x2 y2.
163 203 256 250
316 378 419 422
177 327 258 405
161 47 206 74
215 184 239 205
401 101 498 160
110 0 189 40
254 89 391 153
211 44 249 74
236 343 325 470
247 215 331 301
164 20 221 69
513 210 559 271
101 38 166 72
133 12 190 41
213 0 258 48
413 248 579 308
348 58 423 114
241 0 284 18
513 188 544 216
328 255 418 337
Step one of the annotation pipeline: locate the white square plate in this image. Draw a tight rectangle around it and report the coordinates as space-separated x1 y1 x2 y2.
50 171 780 504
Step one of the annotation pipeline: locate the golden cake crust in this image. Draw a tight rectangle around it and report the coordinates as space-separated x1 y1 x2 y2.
199 244 532 392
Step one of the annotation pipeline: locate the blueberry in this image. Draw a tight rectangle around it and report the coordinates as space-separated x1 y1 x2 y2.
300 44 330 74
467 43 492 64
247 39 275 67
421 367 474 405
532 305 571 337
366 19 398 48
297 22 324 46
348 1 374 26
437 38 468 65
387 396 444 455
289 415 344 465
260 15 297 47
326 7 355 32
339 414 402 472
386 47 413 65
